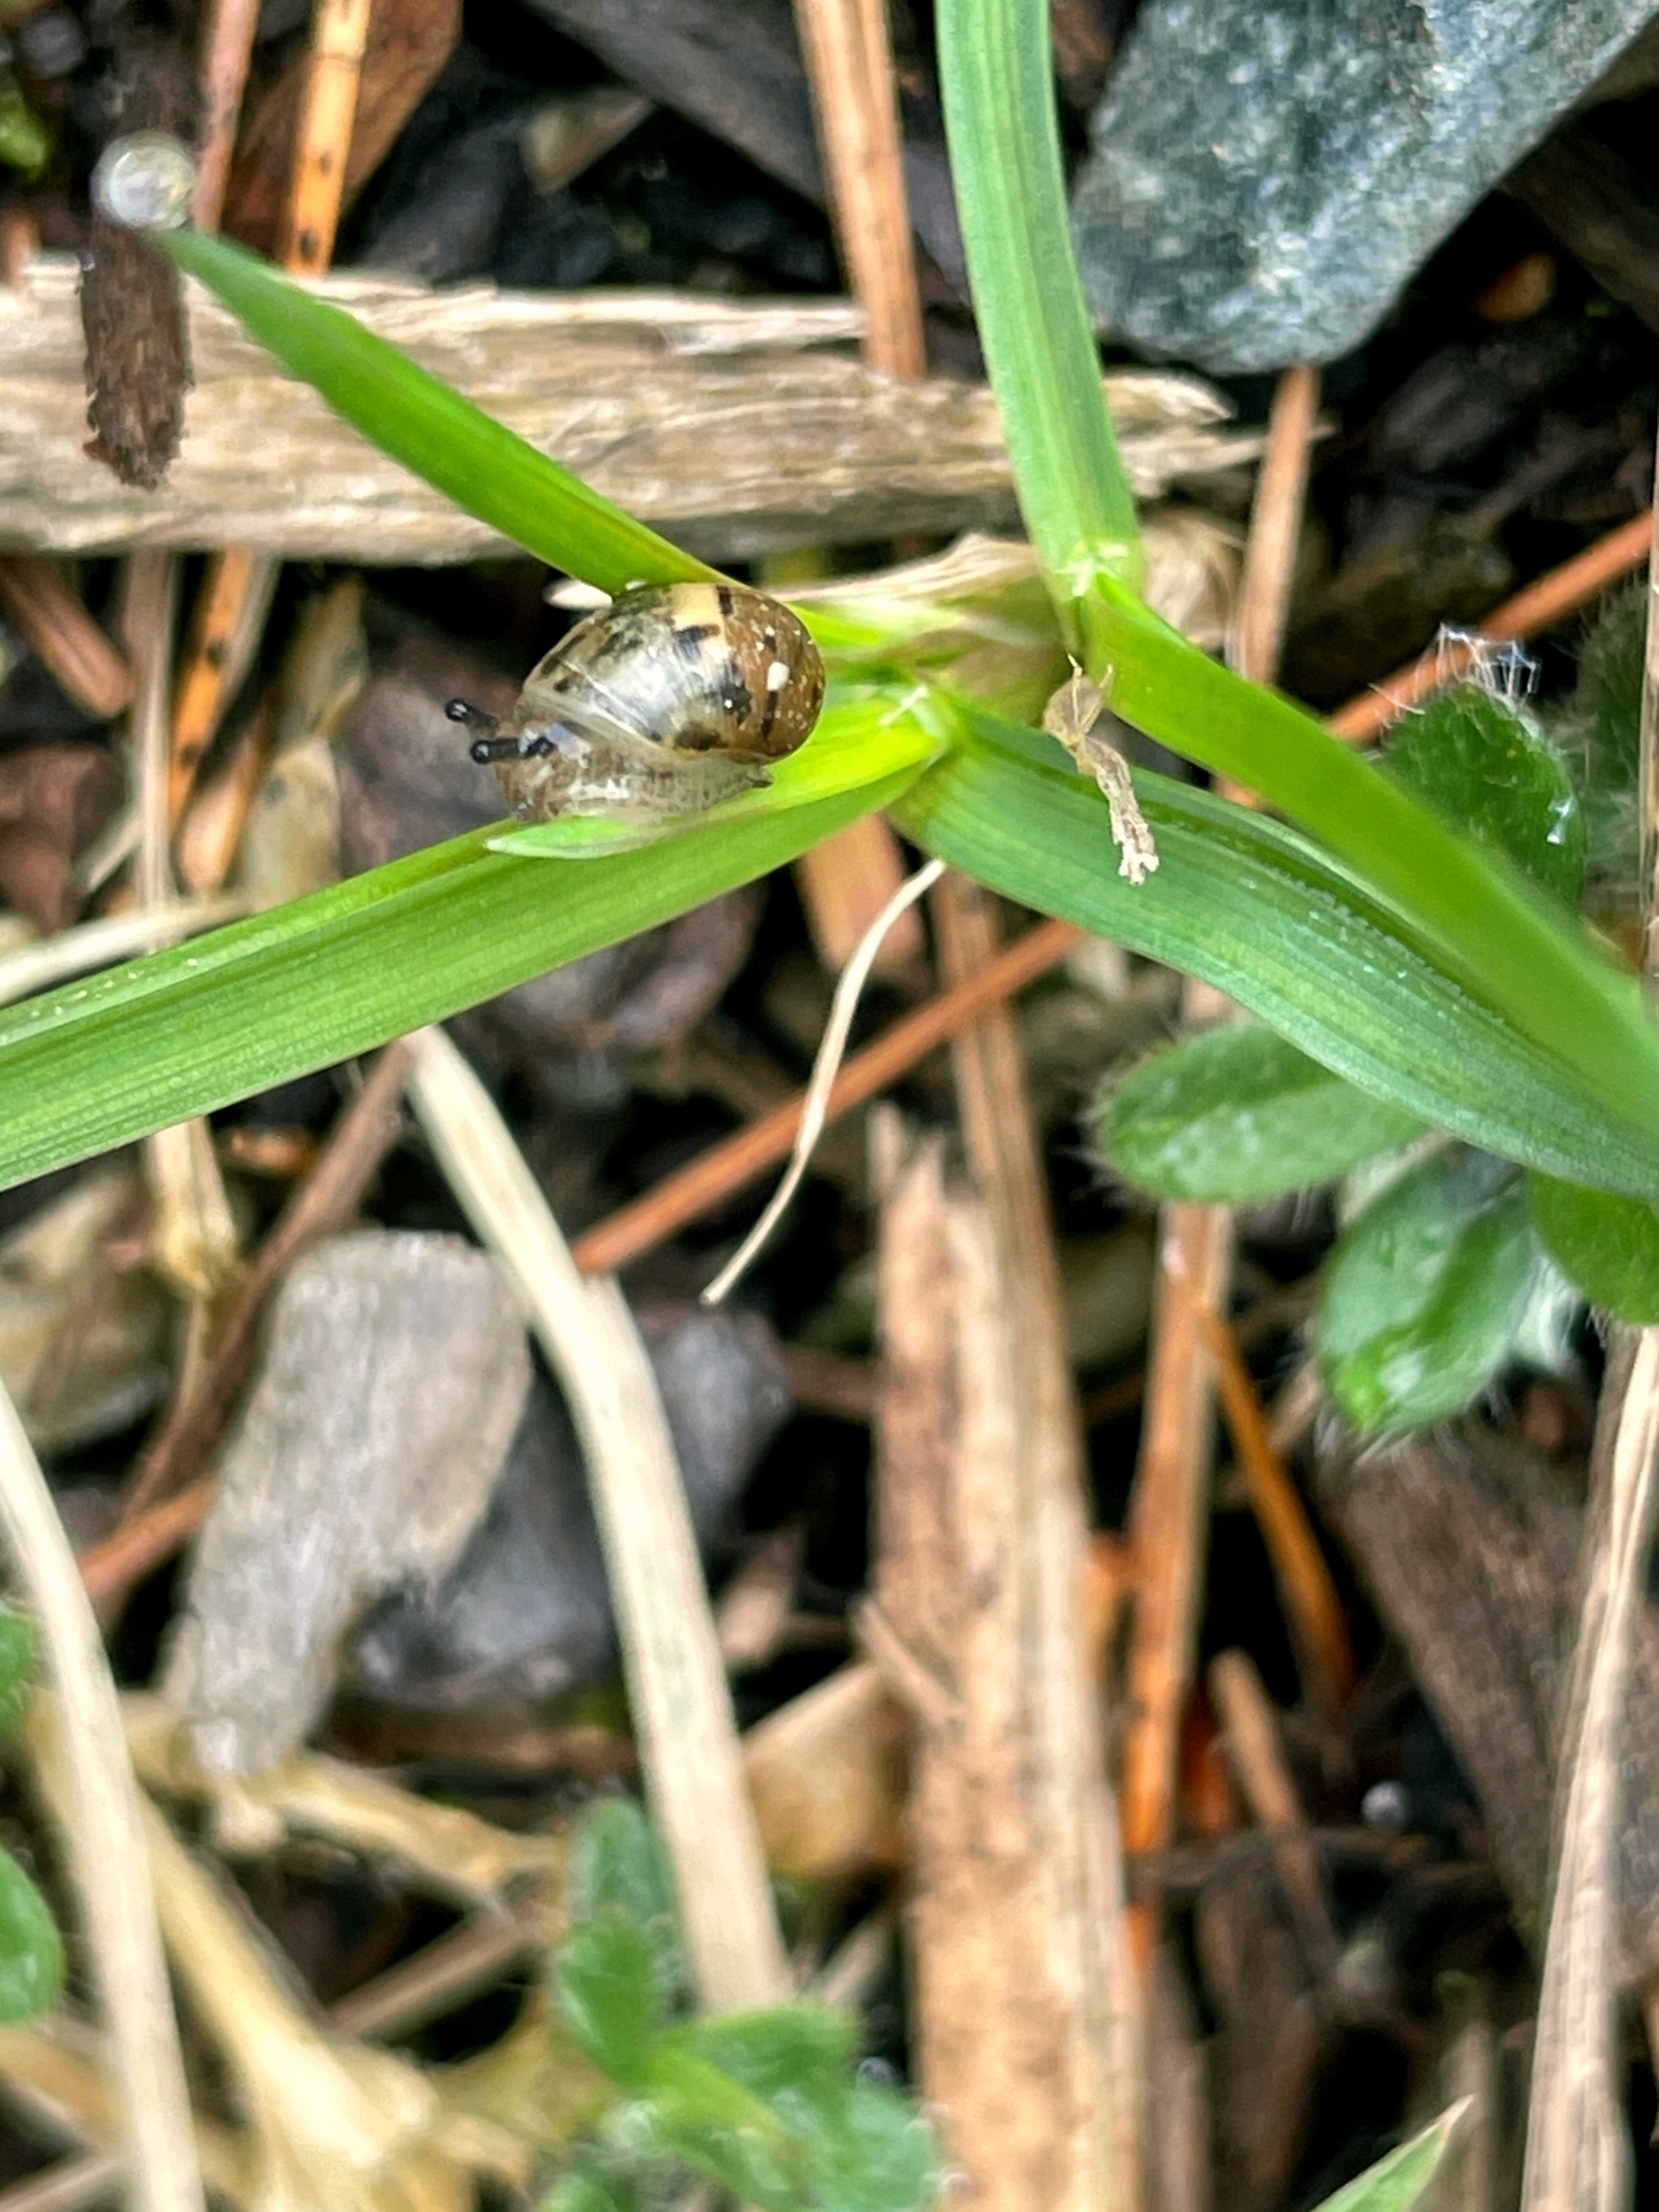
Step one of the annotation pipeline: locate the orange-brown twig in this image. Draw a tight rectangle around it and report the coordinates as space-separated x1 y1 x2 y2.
1120 366 1321 1959
276 0 375 274
166 550 276 825
789 0 923 972
1174 1255 1357 1711
0 557 133 720
192 0 262 229
164 0 368 838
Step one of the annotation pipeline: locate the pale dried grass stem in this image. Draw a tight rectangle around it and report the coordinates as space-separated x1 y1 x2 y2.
0 1385 202 2212
405 1025 789 2012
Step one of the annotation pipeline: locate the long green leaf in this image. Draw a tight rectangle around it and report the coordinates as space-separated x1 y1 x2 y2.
893 706 1659 1197
935 0 1140 595
1082 580 1659 1144
933 0 1659 1146
6 688 1658 1204
0 743 920 1194
154 229 718 597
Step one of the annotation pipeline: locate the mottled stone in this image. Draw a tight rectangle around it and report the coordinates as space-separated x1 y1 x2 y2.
348 1305 792 1714
1072 0 1659 372
165 1232 531 1775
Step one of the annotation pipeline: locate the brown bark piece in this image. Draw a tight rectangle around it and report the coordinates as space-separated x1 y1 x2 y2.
1194 1858 1322 2212
224 0 462 256
79 32 197 490
1314 1420 1659 1981
0 555 132 718
0 743 124 931
872 1123 1139 2212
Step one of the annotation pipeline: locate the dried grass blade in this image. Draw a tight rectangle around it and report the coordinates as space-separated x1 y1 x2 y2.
1521 1331 1659 2211
0 1384 203 2212
405 1025 789 2011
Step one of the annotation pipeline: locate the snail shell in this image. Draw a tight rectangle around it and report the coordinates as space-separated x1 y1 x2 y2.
458 582 825 824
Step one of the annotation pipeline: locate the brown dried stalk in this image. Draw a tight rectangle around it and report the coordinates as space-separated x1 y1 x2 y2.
0 559 132 720
871 1119 1140 2212
406 1026 789 2013
190 0 261 229
787 0 923 970
1118 366 1320 1959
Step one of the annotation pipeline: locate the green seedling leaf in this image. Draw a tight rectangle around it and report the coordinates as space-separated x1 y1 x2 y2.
1547 583 1642 894
896 704 1659 1199
0 1606 36 1739
571 1799 676 1935
936 0 1141 596
539 2170 639 2212
632 2041 935 2212
490 692 946 858
1311 2099 1470 2212
0 694 927 1195
1077 576 1659 1153
569 1799 684 2006
555 1918 664 2091
1384 683 1584 905
155 229 718 598
1317 1149 1539 1433
1528 1171 1659 1322
675 2005 856 2100
0 87 50 177
787 2075 940 2212
1097 1023 1429 1204
0 1846 63 2022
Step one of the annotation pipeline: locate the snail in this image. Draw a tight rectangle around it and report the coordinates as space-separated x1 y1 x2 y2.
451 582 826 825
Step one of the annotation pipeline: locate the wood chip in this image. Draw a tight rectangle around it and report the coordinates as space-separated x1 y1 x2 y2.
2 261 1260 561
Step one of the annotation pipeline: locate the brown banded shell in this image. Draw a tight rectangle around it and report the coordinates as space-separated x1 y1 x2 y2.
465 582 826 824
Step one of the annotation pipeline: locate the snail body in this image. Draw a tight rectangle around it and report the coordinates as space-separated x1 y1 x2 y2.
456 582 825 825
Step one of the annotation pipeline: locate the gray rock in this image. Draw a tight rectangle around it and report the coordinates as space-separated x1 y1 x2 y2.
348 1305 792 1714
165 1232 532 1775
1071 0 1659 373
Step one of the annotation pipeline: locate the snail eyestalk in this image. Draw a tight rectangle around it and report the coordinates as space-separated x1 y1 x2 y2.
90 133 197 233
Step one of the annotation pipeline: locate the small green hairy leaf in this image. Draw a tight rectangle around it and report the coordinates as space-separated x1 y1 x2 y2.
1527 1172 1659 1323
571 1798 676 1933
1096 1023 1429 1204
556 1919 664 2091
540 2169 637 2212
1383 683 1584 906
1310 2099 1470 2212
0 1847 63 2023
1317 1149 1539 1433
550 1800 937 2212
0 1606 36 1740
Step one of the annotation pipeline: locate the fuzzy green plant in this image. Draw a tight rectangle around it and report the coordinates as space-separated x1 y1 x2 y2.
1097 665 1659 1431
0 0 1656 1394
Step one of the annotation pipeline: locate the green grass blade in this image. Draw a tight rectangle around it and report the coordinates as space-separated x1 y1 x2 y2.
1310 2102 1468 2212
154 229 718 595
1078 580 1659 1142
894 705 1659 1196
0 717 924 1194
935 0 1140 596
